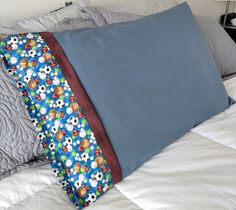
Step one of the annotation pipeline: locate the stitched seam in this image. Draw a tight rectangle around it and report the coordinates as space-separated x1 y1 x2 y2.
191 131 236 152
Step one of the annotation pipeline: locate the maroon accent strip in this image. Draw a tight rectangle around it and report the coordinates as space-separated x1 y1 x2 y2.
40 32 122 183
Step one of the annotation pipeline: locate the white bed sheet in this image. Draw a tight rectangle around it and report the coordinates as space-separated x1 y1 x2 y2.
0 77 236 210
0 163 140 210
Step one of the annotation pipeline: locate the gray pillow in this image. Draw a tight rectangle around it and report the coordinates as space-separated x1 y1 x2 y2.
50 7 140 32
0 65 46 180
88 0 180 16
0 4 88 34
196 16 236 78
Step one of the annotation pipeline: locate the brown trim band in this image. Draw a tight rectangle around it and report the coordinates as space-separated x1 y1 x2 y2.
40 32 122 183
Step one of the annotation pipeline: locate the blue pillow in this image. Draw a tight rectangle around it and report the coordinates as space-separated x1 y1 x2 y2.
54 3 232 178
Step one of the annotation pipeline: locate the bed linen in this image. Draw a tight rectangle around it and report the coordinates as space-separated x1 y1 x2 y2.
0 55 46 180
88 0 180 16
1 3 233 208
0 76 236 210
0 3 231 182
0 2 235 183
196 16 236 78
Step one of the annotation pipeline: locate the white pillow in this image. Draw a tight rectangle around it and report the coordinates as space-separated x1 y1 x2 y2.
87 0 181 16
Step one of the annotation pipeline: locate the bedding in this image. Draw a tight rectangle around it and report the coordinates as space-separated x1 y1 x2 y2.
0 4 139 33
50 7 139 32
88 0 180 16
0 3 233 209
196 16 236 78
0 54 46 180
0 76 236 210
0 4 88 33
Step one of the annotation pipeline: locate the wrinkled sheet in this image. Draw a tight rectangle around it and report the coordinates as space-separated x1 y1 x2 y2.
0 62 46 180
0 77 235 210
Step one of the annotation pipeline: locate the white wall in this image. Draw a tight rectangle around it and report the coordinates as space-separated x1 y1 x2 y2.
0 0 235 24
187 0 235 20
0 0 67 24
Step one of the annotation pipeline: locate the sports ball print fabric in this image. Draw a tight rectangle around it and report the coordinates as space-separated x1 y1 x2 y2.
0 32 113 209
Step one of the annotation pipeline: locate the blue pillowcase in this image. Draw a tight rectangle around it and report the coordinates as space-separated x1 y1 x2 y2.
54 2 232 178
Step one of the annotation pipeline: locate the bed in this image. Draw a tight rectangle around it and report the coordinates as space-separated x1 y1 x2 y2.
0 76 235 210
0 1 236 210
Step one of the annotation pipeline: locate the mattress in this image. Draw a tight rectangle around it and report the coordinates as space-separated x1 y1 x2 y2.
0 77 236 210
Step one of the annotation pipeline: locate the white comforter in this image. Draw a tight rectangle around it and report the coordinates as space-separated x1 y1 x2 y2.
1 77 236 210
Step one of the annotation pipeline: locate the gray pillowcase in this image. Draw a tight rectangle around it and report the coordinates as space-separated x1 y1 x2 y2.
196 16 236 78
0 65 46 180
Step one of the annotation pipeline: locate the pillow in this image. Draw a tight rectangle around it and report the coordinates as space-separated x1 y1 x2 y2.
0 3 138 33
196 16 236 78
53 3 232 178
0 3 232 209
0 63 46 180
87 0 180 15
50 7 140 31
0 4 89 34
